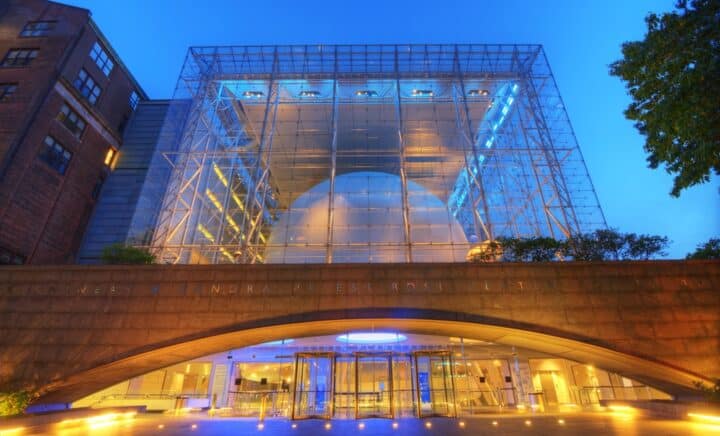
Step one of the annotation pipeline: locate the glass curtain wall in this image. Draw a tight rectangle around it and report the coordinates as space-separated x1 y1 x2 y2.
129 45 605 264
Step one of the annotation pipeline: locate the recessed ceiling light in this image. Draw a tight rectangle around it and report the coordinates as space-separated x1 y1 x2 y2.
336 332 407 344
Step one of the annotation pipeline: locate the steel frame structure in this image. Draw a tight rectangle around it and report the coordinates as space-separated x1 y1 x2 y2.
131 44 605 264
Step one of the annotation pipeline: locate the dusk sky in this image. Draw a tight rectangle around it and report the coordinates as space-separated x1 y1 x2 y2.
65 0 719 258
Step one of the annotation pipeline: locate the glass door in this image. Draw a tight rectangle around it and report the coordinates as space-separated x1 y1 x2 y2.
392 353 416 418
413 351 456 417
292 353 334 419
356 353 393 418
333 355 356 419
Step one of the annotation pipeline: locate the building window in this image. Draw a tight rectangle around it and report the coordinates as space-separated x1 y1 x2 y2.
39 136 72 175
90 42 114 76
57 103 86 138
0 83 18 101
73 69 102 105
1 49 39 67
20 21 56 37
104 147 117 167
129 91 139 110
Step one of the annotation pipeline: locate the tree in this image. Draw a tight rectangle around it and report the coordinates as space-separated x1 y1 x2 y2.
468 230 669 263
609 0 720 197
497 236 565 262
101 243 156 265
686 237 720 259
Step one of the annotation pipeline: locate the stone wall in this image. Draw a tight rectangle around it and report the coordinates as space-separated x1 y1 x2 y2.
0 260 717 403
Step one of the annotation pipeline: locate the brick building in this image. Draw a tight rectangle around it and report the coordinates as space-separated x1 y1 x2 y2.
0 0 146 264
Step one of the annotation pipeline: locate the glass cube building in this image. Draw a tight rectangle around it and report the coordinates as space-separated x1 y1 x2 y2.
129 44 605 264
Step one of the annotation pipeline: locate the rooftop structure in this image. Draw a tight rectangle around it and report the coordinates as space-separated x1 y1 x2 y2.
129 44 605 264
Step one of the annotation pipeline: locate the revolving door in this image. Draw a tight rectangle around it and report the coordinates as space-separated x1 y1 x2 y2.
291 351 456 419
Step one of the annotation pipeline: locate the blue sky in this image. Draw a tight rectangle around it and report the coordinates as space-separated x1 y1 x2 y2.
67 0 718 258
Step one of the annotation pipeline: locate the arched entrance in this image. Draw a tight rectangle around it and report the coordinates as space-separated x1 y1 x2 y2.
48 313 706 412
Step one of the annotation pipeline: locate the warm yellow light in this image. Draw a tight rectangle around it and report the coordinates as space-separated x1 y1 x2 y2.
491 421 498 426
104 147 116 166
232 193 245 211
608 405 635 413
220 247 235 261
206 189 224 212
0 427 25 435
607 404 637 420
524 420 532 426
392 422 399 429
458 421 465 428
358 422 365 430
226 216 240 232
324 422 331 430
259 232 266 243
257 422 265 430
212 163 228 187
197 224 215 242
158 424 165 429
688 412 720 424
425 421 432 429
557 418 565 425
191 423 198 430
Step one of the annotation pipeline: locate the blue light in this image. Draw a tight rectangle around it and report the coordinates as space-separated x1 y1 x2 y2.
506 96 514 105
501 105 509 115
260 339 295 346
512 84 519 92
336 332 407 344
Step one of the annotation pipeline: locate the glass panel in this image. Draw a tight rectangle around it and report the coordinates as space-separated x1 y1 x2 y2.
333 356 355 419
292 353 333 419
230 360 293 417
356 353 392 418
391 354 415 418
414 351 456 417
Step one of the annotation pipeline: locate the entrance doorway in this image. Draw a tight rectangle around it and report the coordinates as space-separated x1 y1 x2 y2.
356 353 393 418
292 353 333 419
414 351 456 418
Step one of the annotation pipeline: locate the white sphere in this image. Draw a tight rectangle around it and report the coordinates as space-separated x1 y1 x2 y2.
265 171 468 263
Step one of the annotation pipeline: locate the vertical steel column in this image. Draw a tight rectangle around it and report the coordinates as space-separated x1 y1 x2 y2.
516 98 557 238
521 51 578 236
168 80 218 263
325 48 339 263
239 48 279 262
394 46 413 262
291 354 300 420
453 47 493 241
389 353 395 419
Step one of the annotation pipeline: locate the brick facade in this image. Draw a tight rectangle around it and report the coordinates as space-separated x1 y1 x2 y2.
0 0 146 264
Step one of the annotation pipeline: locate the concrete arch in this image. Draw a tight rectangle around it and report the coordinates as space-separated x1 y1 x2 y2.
39 308 707 404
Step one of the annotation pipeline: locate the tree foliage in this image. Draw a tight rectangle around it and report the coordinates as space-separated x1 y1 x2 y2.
101 243 156 265
0 391 32 416
609 0 720 197
686 237 720 259
467 229 669 263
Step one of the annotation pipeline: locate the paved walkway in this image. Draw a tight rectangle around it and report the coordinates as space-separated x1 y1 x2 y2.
6 413 718 435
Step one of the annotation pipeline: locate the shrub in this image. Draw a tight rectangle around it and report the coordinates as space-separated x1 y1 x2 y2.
0 391 31 416
101 243 156 265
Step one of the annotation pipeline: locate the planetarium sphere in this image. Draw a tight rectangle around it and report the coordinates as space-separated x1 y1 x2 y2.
265 171 468 263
